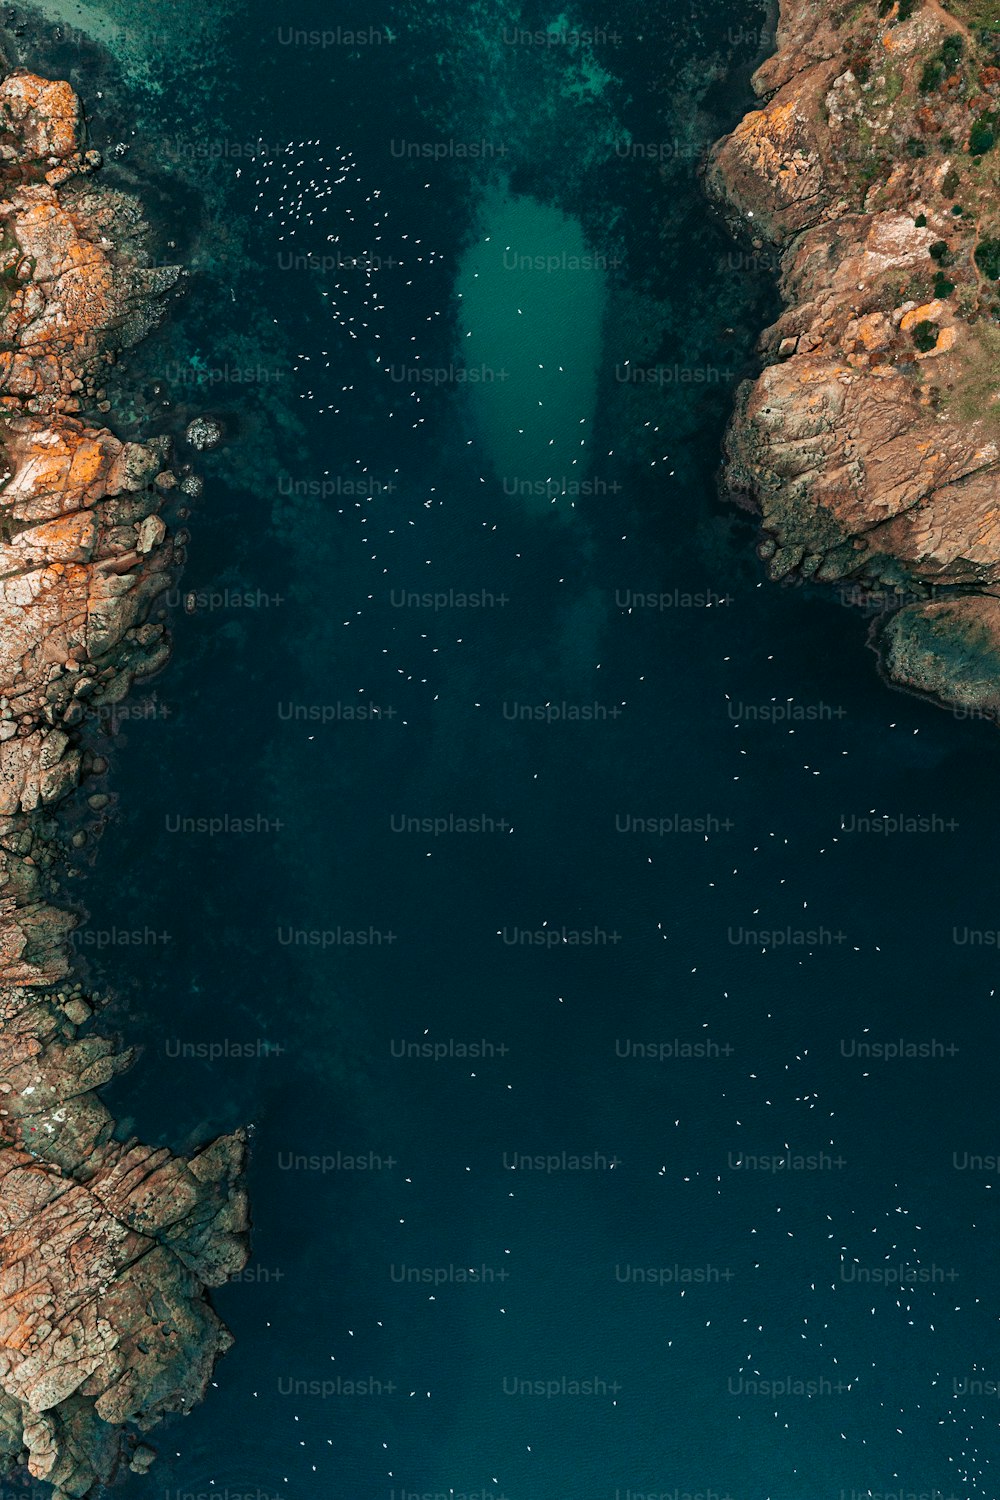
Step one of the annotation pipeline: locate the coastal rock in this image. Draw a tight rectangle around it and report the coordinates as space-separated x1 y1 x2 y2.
880 594 1000 719
708 0 1000 715
0 69 248 1497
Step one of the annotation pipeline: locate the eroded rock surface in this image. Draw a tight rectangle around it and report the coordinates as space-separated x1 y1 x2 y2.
708 0 1000 714
0 68 248 1498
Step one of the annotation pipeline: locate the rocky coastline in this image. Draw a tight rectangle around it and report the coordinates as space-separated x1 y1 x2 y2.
0 68 247 1497
708 0 1000 718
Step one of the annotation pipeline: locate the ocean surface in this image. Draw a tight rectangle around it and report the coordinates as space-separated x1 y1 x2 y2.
13 0 1000 1497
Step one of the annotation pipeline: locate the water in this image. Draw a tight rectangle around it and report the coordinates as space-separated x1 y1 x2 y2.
455 186 606 496
16 0 1000 1496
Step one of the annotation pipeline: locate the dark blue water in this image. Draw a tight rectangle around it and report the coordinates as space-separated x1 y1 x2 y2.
37 0 1000 1497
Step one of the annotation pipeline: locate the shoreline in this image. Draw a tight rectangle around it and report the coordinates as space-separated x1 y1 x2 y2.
0 66 248 1498
707 0 1000 719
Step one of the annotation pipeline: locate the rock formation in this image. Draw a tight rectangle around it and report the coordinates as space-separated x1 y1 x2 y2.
0 69 248 1497
708 0 1000 716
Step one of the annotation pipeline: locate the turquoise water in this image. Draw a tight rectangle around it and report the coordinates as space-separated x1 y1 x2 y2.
456 187 606 509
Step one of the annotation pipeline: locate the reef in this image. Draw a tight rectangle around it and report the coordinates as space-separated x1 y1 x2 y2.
708 0 1000 717
0 69 248 1497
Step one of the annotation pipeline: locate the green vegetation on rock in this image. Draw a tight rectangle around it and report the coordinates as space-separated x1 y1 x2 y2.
975 237 1000 279
942 322 1000 430
911 319 940 352
970 113 998 156
920 32 964 92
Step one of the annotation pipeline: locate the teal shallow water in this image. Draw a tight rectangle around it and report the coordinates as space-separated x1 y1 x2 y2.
455 186 605 508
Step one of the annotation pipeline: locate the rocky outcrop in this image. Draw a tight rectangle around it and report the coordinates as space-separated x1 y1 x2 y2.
708 0 1000 715
0 69 248 1498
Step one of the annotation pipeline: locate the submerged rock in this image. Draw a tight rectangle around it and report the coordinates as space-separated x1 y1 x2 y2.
184 416 222 451
708 0 1000 715
0 67 249 1497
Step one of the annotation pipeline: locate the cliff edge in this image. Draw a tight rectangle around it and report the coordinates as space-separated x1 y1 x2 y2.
0 70 248 1498
708 0 1000 717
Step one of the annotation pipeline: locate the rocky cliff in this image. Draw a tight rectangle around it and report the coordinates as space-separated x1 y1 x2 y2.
708 0 1000 717
0 69 248 1497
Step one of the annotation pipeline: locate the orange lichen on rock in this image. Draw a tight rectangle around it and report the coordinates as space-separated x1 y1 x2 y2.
0 69 248 1500
707 0 1000 716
